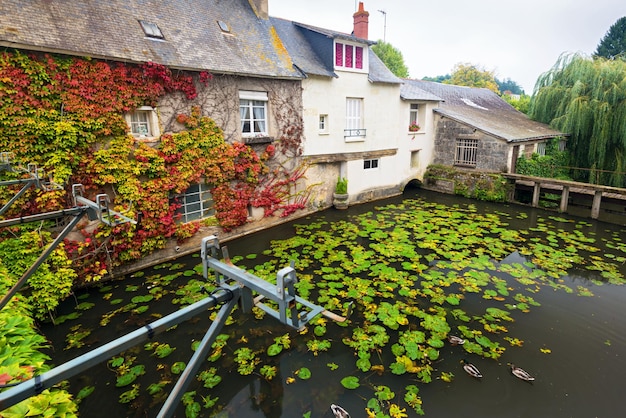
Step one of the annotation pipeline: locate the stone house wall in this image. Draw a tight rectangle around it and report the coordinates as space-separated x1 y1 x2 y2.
432 115 510 173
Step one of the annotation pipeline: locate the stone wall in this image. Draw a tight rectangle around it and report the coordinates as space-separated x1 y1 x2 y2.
432 115 510 173
423 165 512 202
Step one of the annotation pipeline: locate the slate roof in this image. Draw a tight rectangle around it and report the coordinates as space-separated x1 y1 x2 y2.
0 0 300 79
400 81 443 102
270 18 335 78
269 17 401 84
402 79 567 142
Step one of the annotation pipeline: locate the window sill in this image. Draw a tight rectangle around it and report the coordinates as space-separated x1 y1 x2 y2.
243 136 273 144
344 137 365 143
132 135 160 143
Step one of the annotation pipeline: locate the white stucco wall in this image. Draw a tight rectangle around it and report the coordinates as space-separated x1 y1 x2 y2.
300 67 442 206
301 71 406 199
396 100 439 183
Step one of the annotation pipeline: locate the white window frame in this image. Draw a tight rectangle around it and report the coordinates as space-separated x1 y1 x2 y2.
537 142 546 156
409 103 420 131
239 90 268 137
345 98 365 140
125 106 160 139
173 183 214 223
319 114 328 134
364 158 379 170
410 104 419 125
454 138 479 167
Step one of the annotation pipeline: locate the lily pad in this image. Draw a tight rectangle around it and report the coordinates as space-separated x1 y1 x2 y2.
340 376 360 389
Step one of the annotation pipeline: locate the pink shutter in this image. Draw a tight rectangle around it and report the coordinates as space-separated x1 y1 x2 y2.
345 45 353 68
355 46 363 69
335 43 343 67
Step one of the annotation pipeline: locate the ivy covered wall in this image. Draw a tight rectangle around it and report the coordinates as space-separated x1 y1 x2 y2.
0 50 308 289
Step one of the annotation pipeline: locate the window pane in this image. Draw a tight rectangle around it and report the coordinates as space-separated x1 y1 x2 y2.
240 99 267 135
345 45 353 68
131 111 150 136
355 46 363 69
335 43 343 66
174 183 214 223
319 115 326 130
346 98 362 130
240 101 251 133
454 139 478 167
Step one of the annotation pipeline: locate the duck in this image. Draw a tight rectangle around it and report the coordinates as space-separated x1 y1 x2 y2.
509 363 535 382
330 404 350 418
461 359 482 378
448 335 466 345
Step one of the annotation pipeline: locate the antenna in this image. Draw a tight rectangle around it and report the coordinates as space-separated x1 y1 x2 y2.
378 9 387 42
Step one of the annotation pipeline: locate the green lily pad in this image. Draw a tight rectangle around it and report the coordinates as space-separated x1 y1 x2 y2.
297 367 311 380
341 376 360 389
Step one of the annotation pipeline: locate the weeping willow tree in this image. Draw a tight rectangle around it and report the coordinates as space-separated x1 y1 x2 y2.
529 53 626 186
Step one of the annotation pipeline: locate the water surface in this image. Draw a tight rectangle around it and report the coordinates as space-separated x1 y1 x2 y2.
43 189 626 417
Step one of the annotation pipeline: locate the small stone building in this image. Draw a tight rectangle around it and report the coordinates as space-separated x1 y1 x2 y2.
401 80 567 173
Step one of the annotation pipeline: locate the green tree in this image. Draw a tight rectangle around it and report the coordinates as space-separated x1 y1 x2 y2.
529 53 626 186
444 62 500 93
372 40 409 78
503 94 531 114
422 74 451 83
594 16 626 59
496 77 524 95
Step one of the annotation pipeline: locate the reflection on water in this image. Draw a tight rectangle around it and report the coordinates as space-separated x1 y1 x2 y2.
42 188 626 417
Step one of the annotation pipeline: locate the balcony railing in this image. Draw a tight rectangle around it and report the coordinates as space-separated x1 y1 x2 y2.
344 128 366 138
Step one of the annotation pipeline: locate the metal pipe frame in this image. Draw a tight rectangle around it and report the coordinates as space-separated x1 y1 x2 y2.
201 236 325 330
0 287 237 414
1 234 335 415
0 209 87 312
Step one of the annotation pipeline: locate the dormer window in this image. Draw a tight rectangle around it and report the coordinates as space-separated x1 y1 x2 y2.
139 20 164 39
335 42 364 70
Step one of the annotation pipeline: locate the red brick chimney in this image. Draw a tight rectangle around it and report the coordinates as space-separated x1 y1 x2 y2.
353 2 369 39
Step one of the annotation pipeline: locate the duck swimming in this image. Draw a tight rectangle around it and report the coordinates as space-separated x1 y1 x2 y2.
461 359 482 378
448 335 466 345
330 404 350 418
509 363 535 382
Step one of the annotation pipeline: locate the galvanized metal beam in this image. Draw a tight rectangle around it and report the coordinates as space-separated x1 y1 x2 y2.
0 288 235 411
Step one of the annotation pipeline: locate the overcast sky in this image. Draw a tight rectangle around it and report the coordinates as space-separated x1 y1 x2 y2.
269 0 626 94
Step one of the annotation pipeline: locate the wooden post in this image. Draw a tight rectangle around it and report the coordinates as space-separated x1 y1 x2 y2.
560 186 569 213
591 190 602 219
532 182 541 207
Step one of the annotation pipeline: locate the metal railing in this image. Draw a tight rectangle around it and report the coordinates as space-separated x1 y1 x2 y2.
344 128 366 138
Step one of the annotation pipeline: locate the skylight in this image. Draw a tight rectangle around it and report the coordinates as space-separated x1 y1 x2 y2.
217 20 230 33
461 98 488 110
139 20 164 39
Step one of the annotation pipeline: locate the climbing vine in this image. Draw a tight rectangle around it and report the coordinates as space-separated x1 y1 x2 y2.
0 263 78 416
0 50 308 280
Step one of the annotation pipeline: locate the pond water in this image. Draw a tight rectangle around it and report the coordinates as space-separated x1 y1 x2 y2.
42 188 626 417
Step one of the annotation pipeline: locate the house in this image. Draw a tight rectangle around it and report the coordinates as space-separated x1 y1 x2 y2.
272 3 414 207
401 79 566 173
398 80 443 183
0 0 307 224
